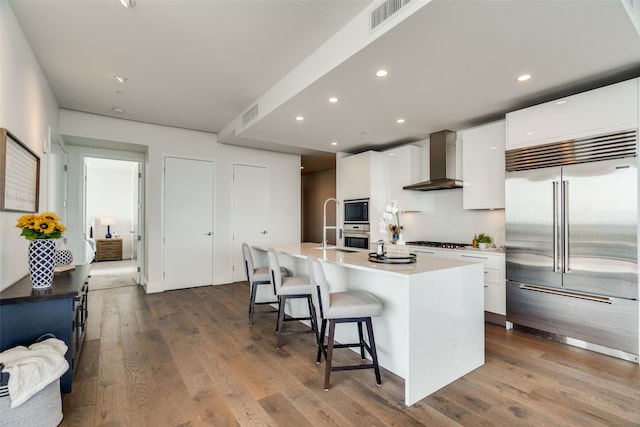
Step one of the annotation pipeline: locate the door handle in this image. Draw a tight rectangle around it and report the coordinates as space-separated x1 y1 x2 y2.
260 230 268 235
552 180 558 272
562 180 569 274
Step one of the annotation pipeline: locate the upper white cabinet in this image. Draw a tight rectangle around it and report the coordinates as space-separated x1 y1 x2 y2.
506 78 639 149
337 151 374 200
462 120 506 209
383 145 423 211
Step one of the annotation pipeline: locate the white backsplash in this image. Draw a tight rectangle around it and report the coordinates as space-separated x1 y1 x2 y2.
398 189 505 247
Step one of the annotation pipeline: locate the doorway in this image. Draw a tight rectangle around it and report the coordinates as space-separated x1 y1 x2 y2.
85 157 142 287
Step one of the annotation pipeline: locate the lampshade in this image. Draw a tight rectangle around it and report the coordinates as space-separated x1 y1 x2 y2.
100 217 116 226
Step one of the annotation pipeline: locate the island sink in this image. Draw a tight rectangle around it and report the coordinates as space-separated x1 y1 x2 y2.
312 246 358 253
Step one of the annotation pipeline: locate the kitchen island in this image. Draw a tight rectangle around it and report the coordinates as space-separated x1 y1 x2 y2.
251 242 485 405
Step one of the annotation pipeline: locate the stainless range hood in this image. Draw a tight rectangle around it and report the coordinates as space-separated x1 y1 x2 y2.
403 130 463 191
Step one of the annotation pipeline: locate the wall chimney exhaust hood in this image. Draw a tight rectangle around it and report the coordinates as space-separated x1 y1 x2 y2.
403 130 463 191
402 130 462 191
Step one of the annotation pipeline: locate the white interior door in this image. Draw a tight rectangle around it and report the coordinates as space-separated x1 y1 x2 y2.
164 157 214 290
135 162 144 285
233 164 268 282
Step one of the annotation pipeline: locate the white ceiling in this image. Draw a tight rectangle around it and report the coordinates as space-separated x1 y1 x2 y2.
9 0 640 172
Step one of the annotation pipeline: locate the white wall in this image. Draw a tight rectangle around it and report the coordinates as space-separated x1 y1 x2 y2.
60 109 301 293
0 3 301 293
0 3 60 291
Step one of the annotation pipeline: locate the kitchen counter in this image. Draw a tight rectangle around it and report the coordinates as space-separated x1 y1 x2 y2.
251 242 485 405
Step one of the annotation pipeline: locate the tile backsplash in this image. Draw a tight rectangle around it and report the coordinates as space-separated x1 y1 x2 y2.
398 189 505 247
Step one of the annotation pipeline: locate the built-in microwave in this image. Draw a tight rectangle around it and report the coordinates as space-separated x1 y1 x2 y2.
344 198 369 223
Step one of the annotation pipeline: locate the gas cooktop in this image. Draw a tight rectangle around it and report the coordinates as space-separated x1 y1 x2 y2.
405 241 469 249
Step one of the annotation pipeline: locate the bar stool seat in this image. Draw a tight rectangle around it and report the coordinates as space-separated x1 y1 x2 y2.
322 291 382 319
309 257 382 390
278 275 313 295
268 248 317 349
243 243 284 326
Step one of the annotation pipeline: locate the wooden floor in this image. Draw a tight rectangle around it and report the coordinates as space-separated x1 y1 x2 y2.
61 282 640 426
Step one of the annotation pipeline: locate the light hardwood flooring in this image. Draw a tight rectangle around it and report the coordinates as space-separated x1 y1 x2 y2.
61 282 640 426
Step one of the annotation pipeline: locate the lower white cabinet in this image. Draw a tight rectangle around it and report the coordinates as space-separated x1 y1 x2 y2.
412 247 505 315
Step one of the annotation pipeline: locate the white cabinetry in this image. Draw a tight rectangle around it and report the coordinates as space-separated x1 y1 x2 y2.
383 145 423 211
458 251 505 316
338 151 375 200
337 151 387 245
506 78 639 149
411 247 505 316
461 120 505 209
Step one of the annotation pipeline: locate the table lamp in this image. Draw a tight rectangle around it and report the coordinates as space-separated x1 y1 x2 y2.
100 217 116 239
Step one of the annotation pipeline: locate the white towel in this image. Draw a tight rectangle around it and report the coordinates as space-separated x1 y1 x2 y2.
0 338 69 408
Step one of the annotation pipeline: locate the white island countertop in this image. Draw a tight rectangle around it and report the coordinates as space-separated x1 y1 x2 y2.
253 242 475 277
251 242 485 406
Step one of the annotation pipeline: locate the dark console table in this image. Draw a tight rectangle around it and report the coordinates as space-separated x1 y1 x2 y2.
0 264 90 393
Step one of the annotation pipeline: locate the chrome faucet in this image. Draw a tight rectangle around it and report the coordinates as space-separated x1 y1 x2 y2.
322 198 341 250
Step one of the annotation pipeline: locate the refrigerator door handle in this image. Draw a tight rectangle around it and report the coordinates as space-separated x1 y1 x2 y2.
563 180 569 274
552 181 560 272
519 284 613 304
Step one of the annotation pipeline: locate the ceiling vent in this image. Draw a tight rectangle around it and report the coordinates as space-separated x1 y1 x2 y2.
242 104 259 127
371 0 414 29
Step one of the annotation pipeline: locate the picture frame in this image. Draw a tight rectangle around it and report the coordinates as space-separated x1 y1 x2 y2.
0 128 40 213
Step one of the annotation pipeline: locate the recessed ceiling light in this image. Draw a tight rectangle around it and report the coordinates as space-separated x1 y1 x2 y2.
328 97 338 103
112 107 125 113
295 116 304 121
517 74 531 82
388 153 395 156
396 118 405 124
555 100 567 105
114 75 127 84
331 141 338 146
119 0 136 8
375 69 388 77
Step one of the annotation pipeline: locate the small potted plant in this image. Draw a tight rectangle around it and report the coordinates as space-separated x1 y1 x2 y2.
477 233 492 249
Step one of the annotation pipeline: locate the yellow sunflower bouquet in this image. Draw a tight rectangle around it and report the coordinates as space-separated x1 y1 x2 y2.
16 212 66 240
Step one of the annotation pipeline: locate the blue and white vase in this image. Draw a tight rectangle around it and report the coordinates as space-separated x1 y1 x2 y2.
54 246 74 266
28 239 56 288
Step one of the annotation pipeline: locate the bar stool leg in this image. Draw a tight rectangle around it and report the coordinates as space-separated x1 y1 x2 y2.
324 320 337 390
357 321 366 359
317 319 327 364
365 318 381 386
306 295 319 342
276 295 287 349
248 281 258 326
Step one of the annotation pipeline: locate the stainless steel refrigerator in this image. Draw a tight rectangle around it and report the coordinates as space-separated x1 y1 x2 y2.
505 130 639 361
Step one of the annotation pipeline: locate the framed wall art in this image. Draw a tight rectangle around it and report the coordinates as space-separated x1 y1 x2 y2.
0 128 40 212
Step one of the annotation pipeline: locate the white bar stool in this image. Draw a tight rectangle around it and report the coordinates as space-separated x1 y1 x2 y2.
308 257 382 390
267 248 318 349
242 243 279 326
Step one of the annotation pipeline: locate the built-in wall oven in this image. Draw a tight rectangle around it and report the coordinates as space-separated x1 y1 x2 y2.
344 223 370 249
343 198 370 249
